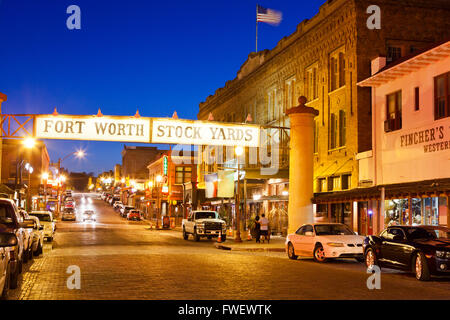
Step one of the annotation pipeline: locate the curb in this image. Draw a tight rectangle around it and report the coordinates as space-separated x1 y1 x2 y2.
214 243 285 252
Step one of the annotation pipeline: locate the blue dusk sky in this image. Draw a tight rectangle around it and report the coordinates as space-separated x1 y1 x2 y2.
0 0 323 175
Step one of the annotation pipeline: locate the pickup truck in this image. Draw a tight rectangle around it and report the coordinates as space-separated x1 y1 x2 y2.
0 198 35 289
182 211 227 242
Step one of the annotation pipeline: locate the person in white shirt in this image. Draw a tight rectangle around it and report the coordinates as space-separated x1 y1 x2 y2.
259 213 270 243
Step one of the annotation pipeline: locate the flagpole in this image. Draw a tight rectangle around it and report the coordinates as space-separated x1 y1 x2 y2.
255 4 258 52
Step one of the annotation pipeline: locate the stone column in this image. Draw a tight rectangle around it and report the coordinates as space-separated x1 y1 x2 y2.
286 96 319 234
0 92 7 183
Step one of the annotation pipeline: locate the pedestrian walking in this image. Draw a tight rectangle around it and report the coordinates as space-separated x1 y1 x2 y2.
259 213 270 243
254 214 261 243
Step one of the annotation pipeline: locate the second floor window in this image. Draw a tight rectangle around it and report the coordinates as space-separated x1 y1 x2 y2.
306 64 319 100
435 72 450 120
387 46 402 63
285 79 296 112
175 166 192 184
385 91 402 132
330 50 345 92
267 89 277 122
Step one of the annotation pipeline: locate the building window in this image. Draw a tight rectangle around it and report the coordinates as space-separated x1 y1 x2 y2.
175 166 192 184
313 120 319 154
329 113 337 149
339 110 346 147
267 89 277 122
306 64 318 100
435 72 450 120
385 91 402 132
329 49 345 92
285 78 296 112
414 87 420 111
387 46 402 63
341 174 351 190
318 178 327 192
327 176 340 191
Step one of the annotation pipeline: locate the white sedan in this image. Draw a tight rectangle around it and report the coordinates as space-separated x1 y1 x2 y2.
286 223 365 263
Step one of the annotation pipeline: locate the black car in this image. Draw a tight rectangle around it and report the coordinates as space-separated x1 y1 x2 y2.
364 225 450 281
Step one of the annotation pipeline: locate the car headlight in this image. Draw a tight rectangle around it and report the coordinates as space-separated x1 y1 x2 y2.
436 250 449 258
327 242 344 247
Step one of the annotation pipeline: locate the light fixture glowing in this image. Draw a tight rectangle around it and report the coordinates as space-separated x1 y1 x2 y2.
156 175 163 183
42 172 49 180
23 137 36 149
235 146 244 156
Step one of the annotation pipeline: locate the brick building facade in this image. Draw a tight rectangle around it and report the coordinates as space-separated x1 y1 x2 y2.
197 0 450 234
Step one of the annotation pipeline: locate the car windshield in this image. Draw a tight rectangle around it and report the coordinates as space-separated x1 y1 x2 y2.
0 203 14 226
314 224 355 236
195 212 217 219
407 226 450 240
29 213 52 222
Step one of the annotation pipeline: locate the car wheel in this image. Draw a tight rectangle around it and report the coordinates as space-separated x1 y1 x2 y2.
414 252 430 281
23 248 29 263
365 248 378 269
193 229 200 242
221 234 226 242
18 258 23 274
313 244 327 263
9 263 18 290
287 242 298 260
183 228 189 240
1 263 10 299
34 242 42 256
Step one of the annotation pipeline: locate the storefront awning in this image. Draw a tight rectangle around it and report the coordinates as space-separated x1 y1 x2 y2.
313 178 450 204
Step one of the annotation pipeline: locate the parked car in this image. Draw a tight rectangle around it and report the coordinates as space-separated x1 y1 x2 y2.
18 209 34 263
0 199 34 289
364 225 450 281
82 210 96 222
120 206 134 218
286 223 365 263
0 233 18 299
182 211 227 241
113 201 123 210
127 210 142 221
27 216 44 256
29 211 56 241
110 196 120 206
116 203 125 213
62 208 76 221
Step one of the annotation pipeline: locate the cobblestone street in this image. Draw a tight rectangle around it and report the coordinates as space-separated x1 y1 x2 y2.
8 194 450 300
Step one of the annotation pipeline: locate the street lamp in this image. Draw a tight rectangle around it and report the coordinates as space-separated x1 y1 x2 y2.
234 146 244 243
42 172 49 207
156 175 163 226
16 138 37 208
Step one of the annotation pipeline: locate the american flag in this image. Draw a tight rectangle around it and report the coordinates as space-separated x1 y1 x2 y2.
257 5 282 25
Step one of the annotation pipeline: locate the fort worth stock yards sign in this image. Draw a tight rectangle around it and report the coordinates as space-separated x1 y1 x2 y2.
34 115 260 147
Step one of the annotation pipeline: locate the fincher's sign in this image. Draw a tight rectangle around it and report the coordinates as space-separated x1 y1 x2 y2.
34 115 260 147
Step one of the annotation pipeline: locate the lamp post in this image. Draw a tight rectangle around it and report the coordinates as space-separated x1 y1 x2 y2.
42 172 49 209
15 138 36 208
234 146 244 243
156 174 163 227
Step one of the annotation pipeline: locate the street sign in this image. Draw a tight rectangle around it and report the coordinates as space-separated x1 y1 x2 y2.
32 114 261 147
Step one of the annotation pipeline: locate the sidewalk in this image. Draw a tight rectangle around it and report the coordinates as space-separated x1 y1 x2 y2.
143 221 286 252
215 236 286 252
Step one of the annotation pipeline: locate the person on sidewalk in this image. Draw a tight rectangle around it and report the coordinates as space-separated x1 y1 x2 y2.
254 214 261 243
259 213 270 243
